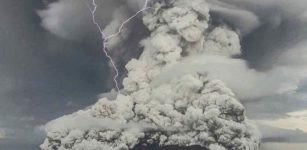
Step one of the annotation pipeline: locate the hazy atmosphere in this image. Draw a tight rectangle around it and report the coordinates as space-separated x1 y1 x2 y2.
1 0 307 150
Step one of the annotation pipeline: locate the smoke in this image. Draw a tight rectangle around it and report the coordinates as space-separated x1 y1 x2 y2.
207 0 307 34
38 0 307 102
208 0 261 35
38 0 307 149
39 0 93 40
38 0 147 41
153 40 307 100
40 0 261 149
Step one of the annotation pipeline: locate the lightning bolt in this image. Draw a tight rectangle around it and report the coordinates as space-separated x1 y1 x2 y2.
86 0 150 93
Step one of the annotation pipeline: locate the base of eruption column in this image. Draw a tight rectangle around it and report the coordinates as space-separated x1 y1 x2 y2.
132 144 208 150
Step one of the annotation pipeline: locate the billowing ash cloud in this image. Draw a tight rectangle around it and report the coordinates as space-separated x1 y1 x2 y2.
38 0 307 102
40 0 260 150
38 0 146 41
38 0 123 40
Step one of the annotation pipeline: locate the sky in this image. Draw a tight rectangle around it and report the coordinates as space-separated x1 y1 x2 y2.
1 0 307 150
0 0 111 149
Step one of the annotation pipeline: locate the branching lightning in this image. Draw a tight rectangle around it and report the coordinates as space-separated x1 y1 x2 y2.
87 0 150 93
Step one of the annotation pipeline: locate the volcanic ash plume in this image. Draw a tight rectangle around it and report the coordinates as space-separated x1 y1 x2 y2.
41 0 260 149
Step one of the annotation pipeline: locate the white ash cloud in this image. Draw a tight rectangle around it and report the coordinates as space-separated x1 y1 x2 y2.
37 0 307 148
207 0 307 35
39 0 307 102
153 51 307 100
40 0 261 149
39 0 94 40
208 1 261 35
38 0 146 41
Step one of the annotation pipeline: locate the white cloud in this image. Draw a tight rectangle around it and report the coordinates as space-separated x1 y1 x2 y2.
257 109 307 133
38 0 146 42
39 0 92 40
38 0 122 40
152 52 307 100
288 109 307 117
